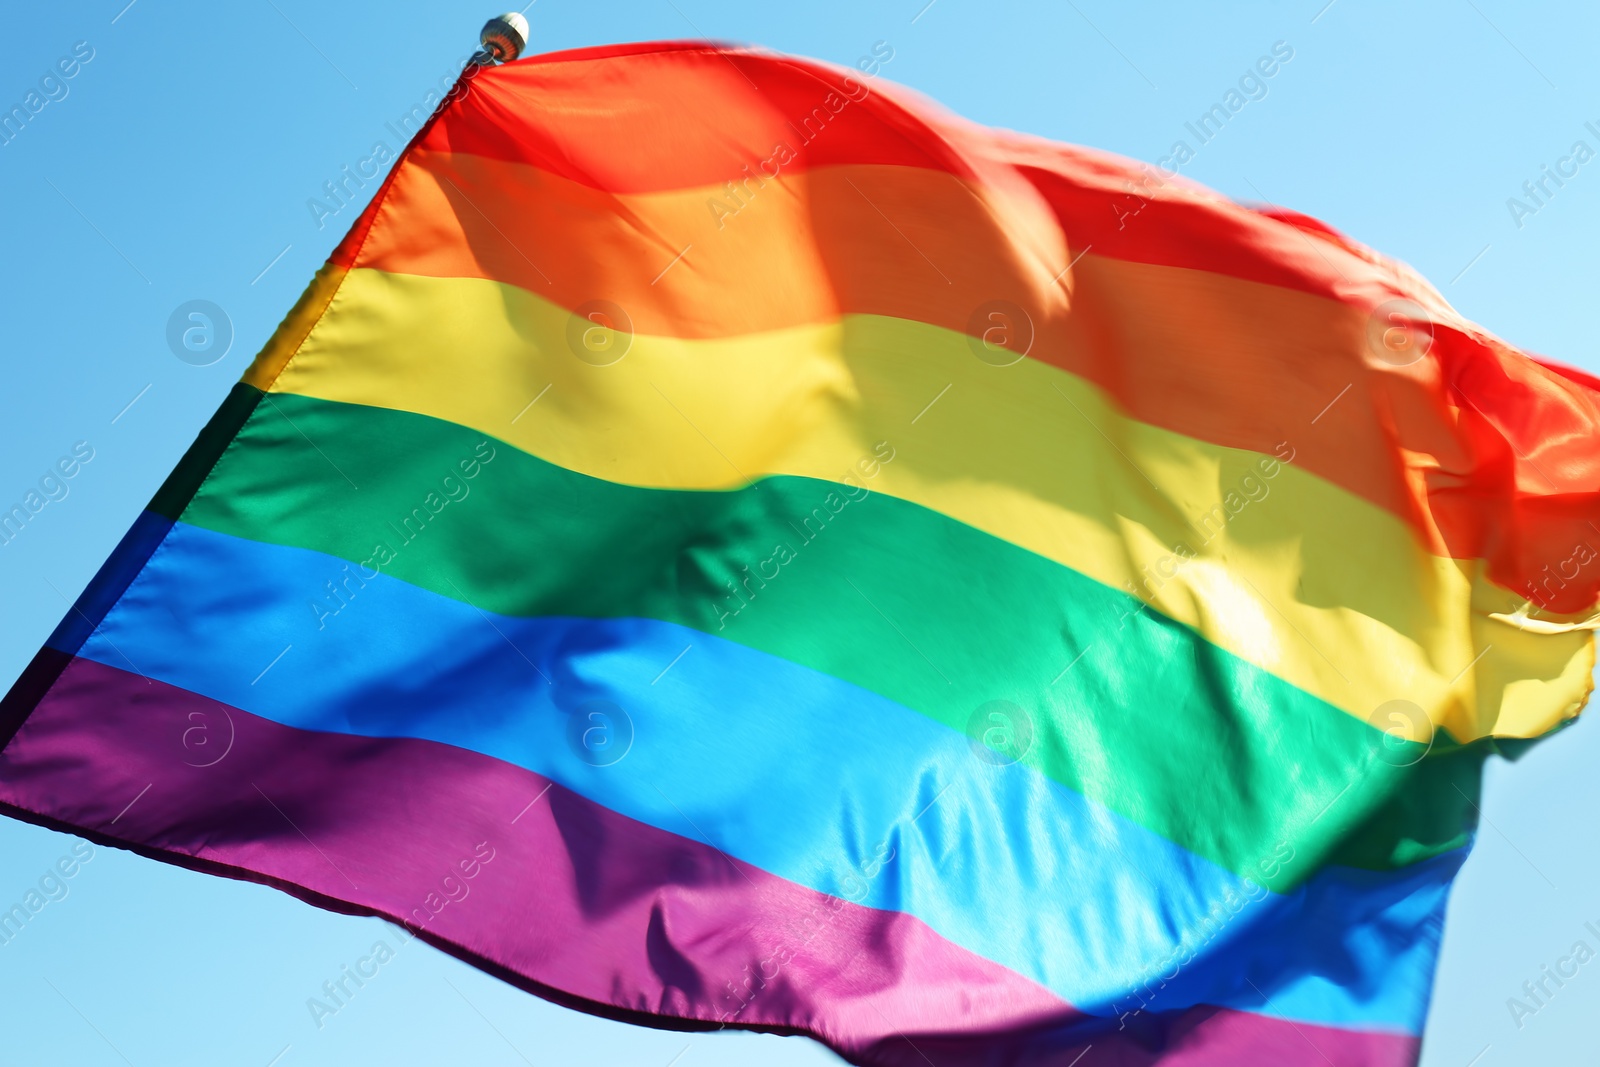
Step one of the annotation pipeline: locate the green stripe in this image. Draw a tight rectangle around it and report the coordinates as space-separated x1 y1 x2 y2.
174 389 1482 886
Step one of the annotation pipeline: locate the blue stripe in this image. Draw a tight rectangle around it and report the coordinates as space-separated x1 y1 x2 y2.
69 516 1456 1032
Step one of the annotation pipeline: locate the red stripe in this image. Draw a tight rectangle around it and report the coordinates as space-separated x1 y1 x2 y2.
425 44 974 191
1536 356 1600 396
420 43 1416 307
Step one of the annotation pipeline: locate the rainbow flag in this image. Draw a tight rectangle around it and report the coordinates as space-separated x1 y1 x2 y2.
4 40 1598 1067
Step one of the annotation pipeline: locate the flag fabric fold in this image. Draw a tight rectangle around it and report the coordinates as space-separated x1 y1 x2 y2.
4 40 1599 1066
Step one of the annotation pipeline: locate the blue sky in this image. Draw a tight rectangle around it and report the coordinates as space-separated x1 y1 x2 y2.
2 1 1598 1064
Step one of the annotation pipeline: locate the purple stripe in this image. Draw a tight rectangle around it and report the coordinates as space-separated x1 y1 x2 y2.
0 658 1065 1043
0 657 1419 1066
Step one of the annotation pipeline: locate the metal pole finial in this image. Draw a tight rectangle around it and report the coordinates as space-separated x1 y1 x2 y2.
477 12 529 65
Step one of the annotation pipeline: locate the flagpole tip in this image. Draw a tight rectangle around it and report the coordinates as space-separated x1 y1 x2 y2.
478 12 530 64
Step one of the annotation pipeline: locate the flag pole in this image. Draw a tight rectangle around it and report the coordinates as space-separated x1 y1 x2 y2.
474 11 530 66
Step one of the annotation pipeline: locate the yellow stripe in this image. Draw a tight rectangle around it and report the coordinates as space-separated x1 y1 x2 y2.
245 267 1593 741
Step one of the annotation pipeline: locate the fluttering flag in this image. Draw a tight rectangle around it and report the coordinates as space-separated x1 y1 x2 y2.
4 39 1599 1066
